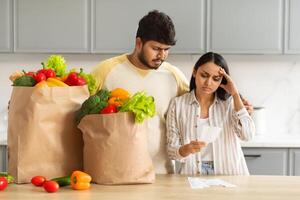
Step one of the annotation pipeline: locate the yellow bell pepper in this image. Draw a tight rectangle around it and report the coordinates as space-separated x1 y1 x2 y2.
110 88 130 100
54 76 68 82
108 88 130 107
71 170 92 190
35 80 48 88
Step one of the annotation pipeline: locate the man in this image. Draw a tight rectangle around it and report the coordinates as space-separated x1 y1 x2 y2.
91 10 188 173
91 10 253 174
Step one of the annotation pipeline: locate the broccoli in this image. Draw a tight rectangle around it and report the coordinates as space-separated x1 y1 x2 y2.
76 89 110 124
96 89 110 100
81 95 101 111
13 76 36 87
88 101 107 114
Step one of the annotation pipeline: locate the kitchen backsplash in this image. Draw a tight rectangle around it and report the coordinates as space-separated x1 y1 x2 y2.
1 53 300 140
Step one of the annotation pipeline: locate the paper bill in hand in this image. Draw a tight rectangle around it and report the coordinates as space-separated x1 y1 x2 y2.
197 125 221 144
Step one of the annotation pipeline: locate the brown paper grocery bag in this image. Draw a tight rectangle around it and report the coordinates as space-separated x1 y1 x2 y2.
8 86 89 183
78 112 155 185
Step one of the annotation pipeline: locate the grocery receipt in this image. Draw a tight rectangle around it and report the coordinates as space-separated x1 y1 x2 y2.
196 125 221 144
188 177 237 189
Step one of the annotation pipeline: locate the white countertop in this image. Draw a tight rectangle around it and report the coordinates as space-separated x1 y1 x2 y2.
240 135 300 148
0 140 7 146
2 136 300 148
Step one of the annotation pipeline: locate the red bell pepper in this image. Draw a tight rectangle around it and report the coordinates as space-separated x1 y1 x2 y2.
100 105 117 114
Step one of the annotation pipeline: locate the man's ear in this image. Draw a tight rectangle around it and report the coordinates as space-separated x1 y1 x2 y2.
135 37 143 51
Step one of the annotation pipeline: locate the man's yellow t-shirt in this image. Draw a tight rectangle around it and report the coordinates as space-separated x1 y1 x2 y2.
92 54 189 173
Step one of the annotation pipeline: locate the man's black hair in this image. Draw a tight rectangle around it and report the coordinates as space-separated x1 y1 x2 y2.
136 10 176 45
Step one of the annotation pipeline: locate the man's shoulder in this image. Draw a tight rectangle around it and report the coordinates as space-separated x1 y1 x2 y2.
161 62 189 95
162 62 186 79
96 54 127 69
162 62 181 73
91 54 128 79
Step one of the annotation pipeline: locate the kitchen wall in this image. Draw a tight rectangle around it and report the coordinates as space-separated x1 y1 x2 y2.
1 53 300 141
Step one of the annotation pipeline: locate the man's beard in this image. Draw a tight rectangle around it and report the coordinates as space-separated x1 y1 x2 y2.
138 49 164 70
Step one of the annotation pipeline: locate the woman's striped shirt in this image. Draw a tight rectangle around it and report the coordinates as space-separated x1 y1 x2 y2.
166 91 255 175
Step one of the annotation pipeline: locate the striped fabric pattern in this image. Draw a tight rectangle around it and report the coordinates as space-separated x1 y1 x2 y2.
166 91 255 175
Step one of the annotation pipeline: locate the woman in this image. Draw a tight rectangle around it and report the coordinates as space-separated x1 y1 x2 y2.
166 52 255 175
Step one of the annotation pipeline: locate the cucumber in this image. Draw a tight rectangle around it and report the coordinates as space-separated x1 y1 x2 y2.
51 175 71 187
0 172 14 183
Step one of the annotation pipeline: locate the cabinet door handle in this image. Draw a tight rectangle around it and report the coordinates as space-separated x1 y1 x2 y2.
244 154 261 158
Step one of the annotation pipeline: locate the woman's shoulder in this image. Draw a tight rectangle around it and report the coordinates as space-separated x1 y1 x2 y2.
169 92 195 110
219 95 233 104
173 91 193 102
216 95 234 110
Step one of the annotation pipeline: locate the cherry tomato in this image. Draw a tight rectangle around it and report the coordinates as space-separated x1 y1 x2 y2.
31 176 46 186
43 181 59 193
0 177 8 191
34 72 47 83
100 105 117 114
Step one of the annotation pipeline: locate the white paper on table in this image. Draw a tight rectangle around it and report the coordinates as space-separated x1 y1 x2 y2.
188 177 209 189
200 179 237 187
188 177 236 189
196 125 222 144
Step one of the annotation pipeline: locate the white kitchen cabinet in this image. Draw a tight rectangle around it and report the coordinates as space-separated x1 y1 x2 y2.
0 0 12 52
14 0 90 53
207 0 284 54
243 148 289 175
285 0 300 54
289 149 300 176
5 0 300 54
92 0 205 54
0 145 7 172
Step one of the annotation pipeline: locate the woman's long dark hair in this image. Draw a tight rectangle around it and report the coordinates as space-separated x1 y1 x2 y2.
189 52 230 101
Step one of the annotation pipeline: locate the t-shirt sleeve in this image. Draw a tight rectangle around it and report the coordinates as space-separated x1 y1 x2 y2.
91 63 105 94
164 64 189 96
176 70 189 96
91 60 116 95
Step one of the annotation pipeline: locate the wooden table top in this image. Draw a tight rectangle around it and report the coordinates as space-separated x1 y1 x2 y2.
1 174 300 200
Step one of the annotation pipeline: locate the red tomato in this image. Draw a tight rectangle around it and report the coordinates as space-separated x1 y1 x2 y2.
100 105 117 114
43 69 56 78
64 72 87 86
34 72 47 83
31 176 46 186
64 72 78 86
0 177 8 191
76 77 86 86
25 71 36 78
37 69 48 74
43 181 59 193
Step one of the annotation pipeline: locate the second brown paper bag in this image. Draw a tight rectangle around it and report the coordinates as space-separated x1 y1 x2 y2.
78 112 155 185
